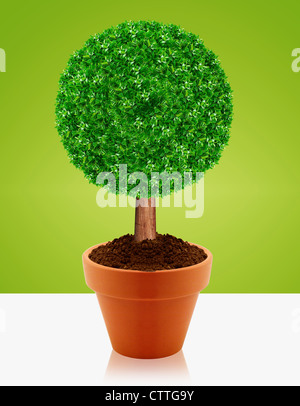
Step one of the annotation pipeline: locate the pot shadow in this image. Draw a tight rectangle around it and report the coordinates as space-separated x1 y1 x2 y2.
103 350 190 385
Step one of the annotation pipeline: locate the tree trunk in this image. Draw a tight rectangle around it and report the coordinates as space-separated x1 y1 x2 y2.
134 197 156 242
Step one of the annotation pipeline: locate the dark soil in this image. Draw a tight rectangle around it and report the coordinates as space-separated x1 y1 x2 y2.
89 233 207 272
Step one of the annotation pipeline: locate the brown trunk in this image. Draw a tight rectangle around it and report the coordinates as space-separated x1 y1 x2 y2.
134 197 156 242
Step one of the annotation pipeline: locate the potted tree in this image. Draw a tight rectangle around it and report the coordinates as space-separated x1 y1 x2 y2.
56 21 233 359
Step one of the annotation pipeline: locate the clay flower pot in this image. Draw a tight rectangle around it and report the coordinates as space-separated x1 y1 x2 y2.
83 243 213 359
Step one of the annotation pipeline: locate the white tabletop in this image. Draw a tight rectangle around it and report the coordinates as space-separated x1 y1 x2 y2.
0 294 299 386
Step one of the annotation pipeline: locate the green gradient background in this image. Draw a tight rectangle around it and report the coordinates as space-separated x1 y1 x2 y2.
0 0 299 293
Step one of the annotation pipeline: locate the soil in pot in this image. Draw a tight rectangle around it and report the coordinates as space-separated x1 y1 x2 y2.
88 233 207 272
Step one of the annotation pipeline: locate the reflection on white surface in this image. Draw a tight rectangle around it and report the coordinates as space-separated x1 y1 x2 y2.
0 294 299 386
104 350 190 385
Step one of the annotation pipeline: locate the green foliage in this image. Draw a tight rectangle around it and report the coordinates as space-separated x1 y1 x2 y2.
56 21 233 196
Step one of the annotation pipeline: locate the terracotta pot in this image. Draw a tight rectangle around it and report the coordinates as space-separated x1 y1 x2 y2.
83 243 212 359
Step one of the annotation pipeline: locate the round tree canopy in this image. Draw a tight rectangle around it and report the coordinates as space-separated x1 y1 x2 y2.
56 20 233 196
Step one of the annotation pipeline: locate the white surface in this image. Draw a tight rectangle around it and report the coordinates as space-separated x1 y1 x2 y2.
0 294 299 386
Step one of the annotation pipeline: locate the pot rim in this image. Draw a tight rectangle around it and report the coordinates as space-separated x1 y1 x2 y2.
83 241 212 274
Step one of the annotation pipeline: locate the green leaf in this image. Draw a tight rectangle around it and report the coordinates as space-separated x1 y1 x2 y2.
55 20 233 197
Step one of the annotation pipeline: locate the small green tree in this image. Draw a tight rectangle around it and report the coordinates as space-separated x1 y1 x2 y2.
56 21 233 241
